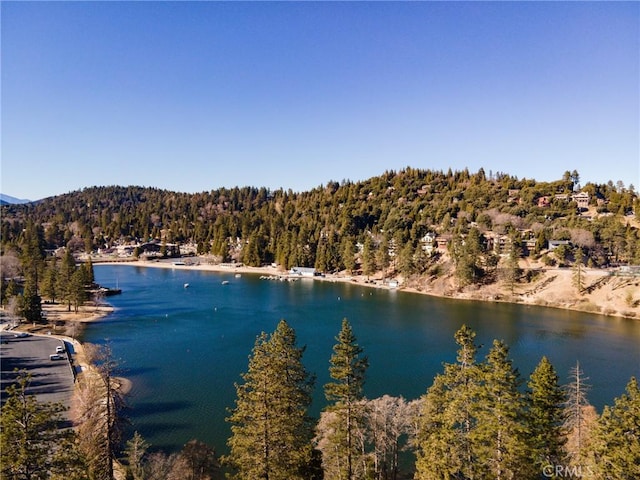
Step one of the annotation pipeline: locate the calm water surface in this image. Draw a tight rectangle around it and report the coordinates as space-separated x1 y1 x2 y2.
85 265 640 453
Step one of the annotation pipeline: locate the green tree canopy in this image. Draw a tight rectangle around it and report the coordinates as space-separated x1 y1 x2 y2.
322 318 369 480
526 356 567 475
226 320 315 480
0 371 76 479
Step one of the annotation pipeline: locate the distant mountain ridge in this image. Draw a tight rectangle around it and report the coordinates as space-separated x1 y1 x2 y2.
0 194 32 205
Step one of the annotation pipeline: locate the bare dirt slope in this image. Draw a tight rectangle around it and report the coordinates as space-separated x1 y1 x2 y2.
407 265 639 319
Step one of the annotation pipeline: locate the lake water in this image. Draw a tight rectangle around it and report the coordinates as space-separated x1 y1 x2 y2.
84 265 640 453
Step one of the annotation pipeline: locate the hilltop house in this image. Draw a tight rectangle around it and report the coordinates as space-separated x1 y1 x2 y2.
420 232 437 254
572 192 590 210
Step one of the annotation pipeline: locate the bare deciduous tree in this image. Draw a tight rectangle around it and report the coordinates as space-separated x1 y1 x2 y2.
72 343 127 480
563 362 596 465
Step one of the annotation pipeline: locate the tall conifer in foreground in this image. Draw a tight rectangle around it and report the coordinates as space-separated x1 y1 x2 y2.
474 340 528 480
526 356 567 476
226 320 315 480
592 377 640 479
414 324 482 480
320 318 369 480
0 371 76 479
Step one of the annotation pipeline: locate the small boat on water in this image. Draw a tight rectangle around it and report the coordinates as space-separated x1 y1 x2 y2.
184 283 190 288
235 273 241 278
90 286 122 296
221 280 230 285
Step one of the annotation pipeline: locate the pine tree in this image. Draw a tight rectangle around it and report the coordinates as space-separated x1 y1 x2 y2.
41 258 59 304
414 324 482 480
83 257 95 285
20 221 45 290
526 356 566 475
341 237 356 274
70 268 88 313
500 234 521 296
375 237 391 277
474 340 528 480
592 377 640 479
18 275 43 324
124 431 150 480
361 236 376 278
58 249 77 312
397 242 415 276
226 320 315 480
0 371 72 479
321 318 369 480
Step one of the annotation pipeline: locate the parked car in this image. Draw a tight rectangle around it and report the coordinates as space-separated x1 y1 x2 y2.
56 346 65 353
49 354 64 361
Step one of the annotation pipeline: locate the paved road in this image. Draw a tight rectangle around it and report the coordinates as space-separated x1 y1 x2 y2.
0 332 75 421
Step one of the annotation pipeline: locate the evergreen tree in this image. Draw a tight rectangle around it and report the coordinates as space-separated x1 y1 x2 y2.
321 318 369 480
70 268 88 313
451 232 482 287
474 340 529 480
226 320 315 480
0 371 74 479
526 356 567 475
375 237 391 277
414 324 482 480
592 377 640 479
20 221 45 290
397 242 414 276
361 236 376 278
341 237 356 274
4 279 19 305
19 275 43 324
315 239 330 273
124 431 150 480
41 258 59 304
500 234 521 296
83 257 95 285
58 249 77 312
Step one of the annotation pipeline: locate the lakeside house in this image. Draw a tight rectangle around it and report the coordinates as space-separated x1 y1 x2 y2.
290 267 318 277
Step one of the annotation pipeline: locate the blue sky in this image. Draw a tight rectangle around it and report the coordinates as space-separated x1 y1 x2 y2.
2 1 638 200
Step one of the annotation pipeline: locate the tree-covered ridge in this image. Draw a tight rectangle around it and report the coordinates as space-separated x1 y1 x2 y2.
2 168 639 272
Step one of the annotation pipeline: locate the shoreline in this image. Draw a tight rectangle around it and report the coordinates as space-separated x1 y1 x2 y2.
93 257 639 320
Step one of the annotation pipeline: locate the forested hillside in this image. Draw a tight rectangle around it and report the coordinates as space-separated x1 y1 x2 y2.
2 168 638 275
